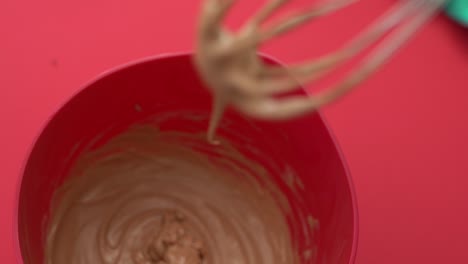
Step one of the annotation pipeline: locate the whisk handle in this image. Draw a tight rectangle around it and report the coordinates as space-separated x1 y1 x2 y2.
445 0 468 26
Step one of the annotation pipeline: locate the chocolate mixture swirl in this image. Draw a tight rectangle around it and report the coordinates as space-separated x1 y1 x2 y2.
45 126 300 264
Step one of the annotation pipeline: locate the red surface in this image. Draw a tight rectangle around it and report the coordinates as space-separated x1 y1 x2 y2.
17 54 356 264
1 0 467 263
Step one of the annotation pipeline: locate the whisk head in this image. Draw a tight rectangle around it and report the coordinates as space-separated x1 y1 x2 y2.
194 0 449 143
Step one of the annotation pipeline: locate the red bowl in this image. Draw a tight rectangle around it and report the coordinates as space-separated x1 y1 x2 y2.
16 53 359 264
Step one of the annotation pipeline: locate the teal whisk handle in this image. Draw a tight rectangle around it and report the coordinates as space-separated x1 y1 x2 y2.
445 0 468 26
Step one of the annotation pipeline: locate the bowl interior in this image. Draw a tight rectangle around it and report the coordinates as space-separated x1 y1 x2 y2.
17 53 357 264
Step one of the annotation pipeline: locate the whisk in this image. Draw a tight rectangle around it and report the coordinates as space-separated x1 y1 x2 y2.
193 0 452 143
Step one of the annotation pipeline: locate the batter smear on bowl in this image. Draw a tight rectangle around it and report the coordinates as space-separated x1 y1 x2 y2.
45 126 308 264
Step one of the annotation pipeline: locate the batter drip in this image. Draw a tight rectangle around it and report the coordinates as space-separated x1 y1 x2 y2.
45 126 300 264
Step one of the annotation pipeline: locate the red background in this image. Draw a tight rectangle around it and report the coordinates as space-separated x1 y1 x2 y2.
1 0 467 263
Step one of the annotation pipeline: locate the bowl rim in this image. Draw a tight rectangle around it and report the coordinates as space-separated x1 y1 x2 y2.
13 51 359 264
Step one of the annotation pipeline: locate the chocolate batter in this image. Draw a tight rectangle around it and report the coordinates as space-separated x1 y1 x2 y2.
45 125 305 264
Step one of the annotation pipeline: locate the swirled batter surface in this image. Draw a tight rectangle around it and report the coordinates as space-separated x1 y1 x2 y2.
45 126 300 264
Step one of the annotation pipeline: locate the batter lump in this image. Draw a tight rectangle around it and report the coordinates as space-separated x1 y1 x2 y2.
45 126 301 264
